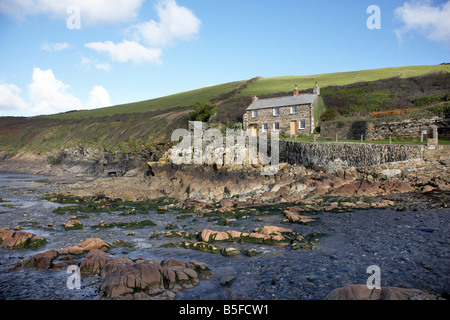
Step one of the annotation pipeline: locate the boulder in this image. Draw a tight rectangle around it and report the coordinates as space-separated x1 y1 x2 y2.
380 287 438 300
326 284 380 300
326 285 438 300
34 249 59 269
284 209 317 224
333 182 359 196
0 227 47 250
394 182 413 193
219 198 235 207
199 229 231 242
80 249 111 274
100 260 164 299
18 249 59 270
256 225 293 235
422 185 435 192
99 257 207 300
199 226 295 246
59 238 113 255
62 220 83 230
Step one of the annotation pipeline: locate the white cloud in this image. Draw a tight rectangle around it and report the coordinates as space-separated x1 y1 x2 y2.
0 68 112 116
394 0 450 46
40 42 70 52
86 85 111 109
132 0 201 47
28 67 82 115
85 40 163 65
84 0 200 66
0 0 144 25
0 82 29 112
79 57 112 72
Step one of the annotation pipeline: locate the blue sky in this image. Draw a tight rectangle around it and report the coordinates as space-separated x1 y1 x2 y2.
0 0 449 117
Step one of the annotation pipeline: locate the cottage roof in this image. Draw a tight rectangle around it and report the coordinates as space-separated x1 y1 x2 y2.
246 93 318 111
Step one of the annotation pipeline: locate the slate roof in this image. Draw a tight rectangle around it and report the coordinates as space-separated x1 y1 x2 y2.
246 94 318 111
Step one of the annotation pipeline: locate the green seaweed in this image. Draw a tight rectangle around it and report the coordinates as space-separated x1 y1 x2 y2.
90 219 156 230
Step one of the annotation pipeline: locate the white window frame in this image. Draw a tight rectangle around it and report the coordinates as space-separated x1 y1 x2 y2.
299 119 306 130
273 122 280 132
290 106 297 115
252 110 258 118
273 107 280 116
262 123 268 132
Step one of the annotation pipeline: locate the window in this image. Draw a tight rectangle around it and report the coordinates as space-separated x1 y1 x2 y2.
290 106 297 114
273 122 280 131
262 123 268 132
299 119 306 130
252 110 258 118
273 107 280 116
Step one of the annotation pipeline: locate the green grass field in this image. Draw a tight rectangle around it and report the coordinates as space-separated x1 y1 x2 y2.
237 65 450 97
49 80 247 120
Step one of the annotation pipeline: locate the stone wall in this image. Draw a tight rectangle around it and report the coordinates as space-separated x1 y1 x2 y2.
320 121 369 140
279 141 424 169
368 116 449 140
320 115 449 141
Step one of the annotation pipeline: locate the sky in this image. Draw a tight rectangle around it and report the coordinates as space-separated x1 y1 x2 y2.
0 0 449 117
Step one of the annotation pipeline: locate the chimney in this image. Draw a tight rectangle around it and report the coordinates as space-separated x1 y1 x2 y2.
313 82 320 95
293 85 299 96
252 95 259 102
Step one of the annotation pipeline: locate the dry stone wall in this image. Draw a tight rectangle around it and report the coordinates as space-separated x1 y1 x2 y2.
279 141 424 169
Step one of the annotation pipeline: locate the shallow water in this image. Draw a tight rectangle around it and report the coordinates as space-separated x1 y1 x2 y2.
0 173 449 300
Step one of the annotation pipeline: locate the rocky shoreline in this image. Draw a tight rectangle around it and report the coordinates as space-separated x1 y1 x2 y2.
0 146 449 300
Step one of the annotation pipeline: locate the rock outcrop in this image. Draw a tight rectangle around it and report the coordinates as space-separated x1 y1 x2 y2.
0 227 47 250
326 284 439 300
13 238 113 270
81 253 212 300
12 237 212 300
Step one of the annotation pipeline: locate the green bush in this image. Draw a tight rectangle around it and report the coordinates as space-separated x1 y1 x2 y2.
427 101 450 115
188 102 219 122
412 93 449 107
320 109 341 122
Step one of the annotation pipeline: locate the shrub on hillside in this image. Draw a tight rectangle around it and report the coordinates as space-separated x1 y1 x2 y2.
320 109 341 122
188 102 219 122
412 93 449 107
427 102 450 115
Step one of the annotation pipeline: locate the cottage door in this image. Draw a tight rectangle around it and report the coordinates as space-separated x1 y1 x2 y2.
290 121 296 136
251 125 258 137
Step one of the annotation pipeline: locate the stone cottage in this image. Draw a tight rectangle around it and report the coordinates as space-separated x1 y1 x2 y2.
243 84 320 137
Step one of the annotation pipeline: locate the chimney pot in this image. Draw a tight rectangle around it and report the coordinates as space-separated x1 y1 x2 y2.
293 85 299 96
252 95 259 102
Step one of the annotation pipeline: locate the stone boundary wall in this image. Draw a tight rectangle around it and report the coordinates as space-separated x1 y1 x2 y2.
320 115 449 141
279 141 424 169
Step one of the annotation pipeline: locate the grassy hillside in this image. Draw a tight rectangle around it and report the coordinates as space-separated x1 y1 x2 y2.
237 65 450 97
50 80 247 120
0 64 449 154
